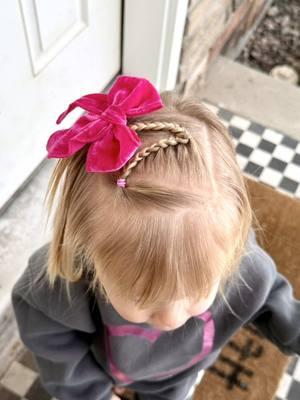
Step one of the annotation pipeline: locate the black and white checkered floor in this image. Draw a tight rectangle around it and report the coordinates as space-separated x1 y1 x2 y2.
1 103 300 400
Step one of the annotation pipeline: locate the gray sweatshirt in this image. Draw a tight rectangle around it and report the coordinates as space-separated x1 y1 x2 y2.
11 228 300 400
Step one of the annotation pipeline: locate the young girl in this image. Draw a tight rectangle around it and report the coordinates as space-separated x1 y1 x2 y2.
11 75 300 400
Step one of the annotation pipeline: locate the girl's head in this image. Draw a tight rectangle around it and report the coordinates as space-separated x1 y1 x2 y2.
43 90 257 328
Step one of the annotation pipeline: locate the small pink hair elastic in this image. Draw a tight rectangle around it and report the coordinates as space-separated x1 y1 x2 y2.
117 178 126 188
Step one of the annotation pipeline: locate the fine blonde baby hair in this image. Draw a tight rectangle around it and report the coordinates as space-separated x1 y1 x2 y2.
41 90 260 316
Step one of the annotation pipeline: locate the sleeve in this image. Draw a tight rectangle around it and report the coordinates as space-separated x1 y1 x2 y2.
11 246 113 400
247 231 300 356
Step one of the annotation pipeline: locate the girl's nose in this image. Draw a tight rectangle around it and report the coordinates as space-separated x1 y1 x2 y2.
150 306 189 330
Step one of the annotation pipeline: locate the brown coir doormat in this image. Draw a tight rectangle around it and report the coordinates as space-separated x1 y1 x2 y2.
194 176 300 400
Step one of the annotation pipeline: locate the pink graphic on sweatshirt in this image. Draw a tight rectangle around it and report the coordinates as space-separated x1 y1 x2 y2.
105 310 215 383
104 325 134 384
152 310 215 379
107 324 163 343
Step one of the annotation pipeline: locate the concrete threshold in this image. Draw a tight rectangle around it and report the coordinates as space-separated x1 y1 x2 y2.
197 56 300 141
0 158 54 377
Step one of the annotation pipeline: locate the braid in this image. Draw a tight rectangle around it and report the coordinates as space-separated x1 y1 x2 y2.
116 121 193 186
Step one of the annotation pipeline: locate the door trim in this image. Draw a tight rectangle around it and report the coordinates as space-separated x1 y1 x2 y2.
122 0 189 90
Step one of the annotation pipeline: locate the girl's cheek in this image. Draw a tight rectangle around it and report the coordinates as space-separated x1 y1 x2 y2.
111 302 150 323
188 296 215 316
120 310 149 323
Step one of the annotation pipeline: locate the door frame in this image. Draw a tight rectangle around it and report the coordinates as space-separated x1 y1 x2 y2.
122 0 189 90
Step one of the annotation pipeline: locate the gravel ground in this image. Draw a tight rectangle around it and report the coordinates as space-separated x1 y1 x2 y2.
237 0 300 85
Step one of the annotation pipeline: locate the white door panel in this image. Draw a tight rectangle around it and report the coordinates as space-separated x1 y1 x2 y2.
0 0 122 210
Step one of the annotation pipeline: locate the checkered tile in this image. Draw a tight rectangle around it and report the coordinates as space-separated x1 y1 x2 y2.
0 349 57 400
205 103 300 199
2 104 300 400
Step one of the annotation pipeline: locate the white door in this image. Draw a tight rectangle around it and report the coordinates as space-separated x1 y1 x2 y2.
0 0 122 210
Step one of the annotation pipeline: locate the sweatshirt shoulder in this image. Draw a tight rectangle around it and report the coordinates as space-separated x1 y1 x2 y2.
238 227 278 302
12 242 51 304
243 227 277 278
11 243 96 332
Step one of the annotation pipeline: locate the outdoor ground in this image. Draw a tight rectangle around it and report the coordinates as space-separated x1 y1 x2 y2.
237 0 300 85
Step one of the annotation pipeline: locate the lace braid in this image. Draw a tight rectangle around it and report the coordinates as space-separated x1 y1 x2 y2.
116 121 193 187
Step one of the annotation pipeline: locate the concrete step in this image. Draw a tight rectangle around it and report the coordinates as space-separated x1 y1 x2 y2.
197 56 300 141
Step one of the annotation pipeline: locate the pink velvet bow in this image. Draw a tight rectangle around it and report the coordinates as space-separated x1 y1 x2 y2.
46 75 164 172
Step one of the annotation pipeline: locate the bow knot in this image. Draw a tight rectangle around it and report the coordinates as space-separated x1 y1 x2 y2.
101 105 127 125
46 75 164 172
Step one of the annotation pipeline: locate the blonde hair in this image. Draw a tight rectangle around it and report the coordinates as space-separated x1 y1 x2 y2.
41 90 260 317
